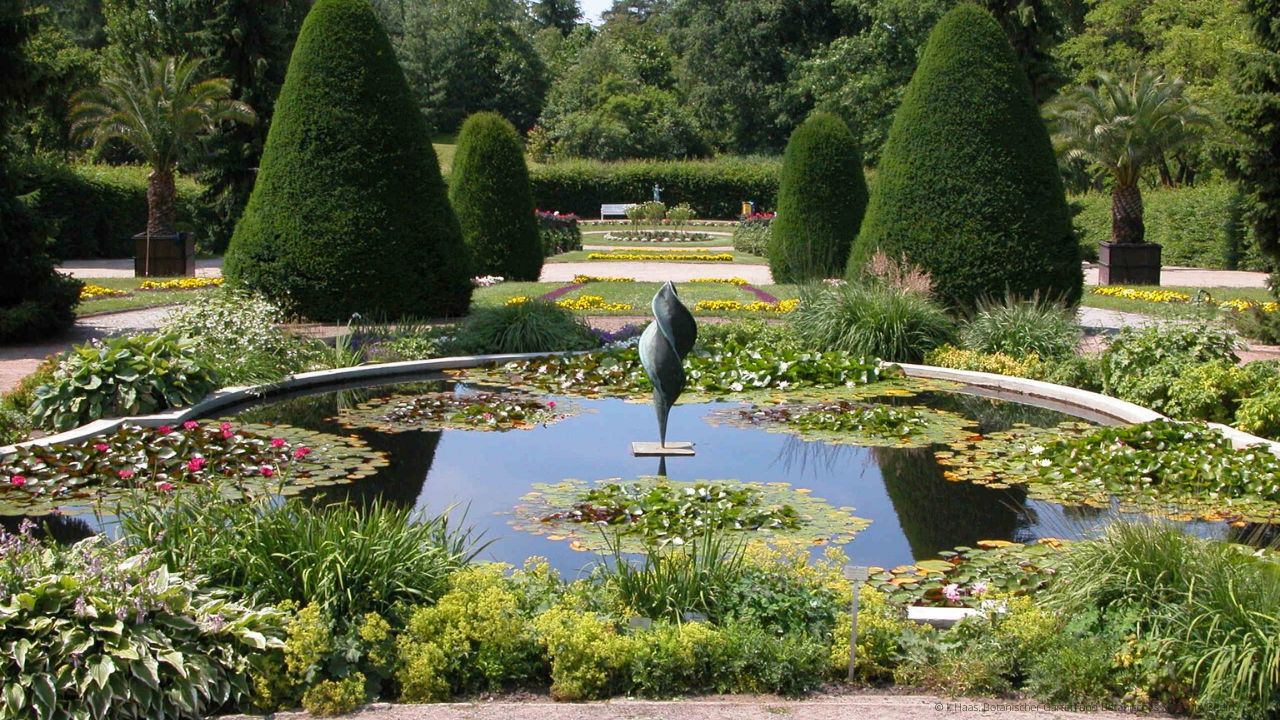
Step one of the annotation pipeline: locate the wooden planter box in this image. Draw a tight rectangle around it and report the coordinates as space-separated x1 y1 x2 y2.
133 232 195 277
1098 241 1161 286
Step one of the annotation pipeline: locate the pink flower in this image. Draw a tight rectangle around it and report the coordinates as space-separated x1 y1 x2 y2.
183 420 199 431
9 475 26 487
270 437 286 448
971 581 989 597
259 465 275 478
293 447 312 460
942 583 962 603
547 401 557 409
118 469 135 480
157 425 172 435
187 457 206 473
220 422 234 439
155 482 174 492
483 412 493 420
94 443 110 452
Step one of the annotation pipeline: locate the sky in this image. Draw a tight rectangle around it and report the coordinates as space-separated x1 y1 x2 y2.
580 0 612 25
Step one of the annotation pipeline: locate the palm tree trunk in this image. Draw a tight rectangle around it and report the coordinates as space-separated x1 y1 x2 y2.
1111 182 1145 244
147 165 177 236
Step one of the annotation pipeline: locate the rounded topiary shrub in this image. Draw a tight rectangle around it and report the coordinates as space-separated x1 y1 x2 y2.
224 0 471 320
847 4 1082 309
450 112 543 281
769 112 868 283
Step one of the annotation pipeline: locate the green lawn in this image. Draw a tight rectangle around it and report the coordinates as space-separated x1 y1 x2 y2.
77 277 220 316
547 249 767 265
1080 285 1273 317
474 281 800 317
432 133 457 173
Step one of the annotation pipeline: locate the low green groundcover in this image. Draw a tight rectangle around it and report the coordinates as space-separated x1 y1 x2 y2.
936 419 1280 523
869 539 1066 608
706 400 976 449
0 420 388 515
337 390 574 433
513 476 869 551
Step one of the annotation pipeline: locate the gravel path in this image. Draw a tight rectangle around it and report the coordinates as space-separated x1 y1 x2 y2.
219 696 1160 720
0 306 174 391
1082 264 1267 288
57 258 223 279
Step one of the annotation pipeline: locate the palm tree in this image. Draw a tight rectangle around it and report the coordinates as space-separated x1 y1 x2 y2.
1046 68 1213 245
70 55 256 245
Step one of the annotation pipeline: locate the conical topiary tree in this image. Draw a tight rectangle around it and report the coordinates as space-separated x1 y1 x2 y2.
224 0 471 320
449 111 544 281
847 4 1081 308
769 112 868 283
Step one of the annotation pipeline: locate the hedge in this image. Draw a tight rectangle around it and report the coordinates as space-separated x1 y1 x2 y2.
225 0 472 321
1071 182 1270 271
25 162 205 259
527 157 780 219
849 5 1082 308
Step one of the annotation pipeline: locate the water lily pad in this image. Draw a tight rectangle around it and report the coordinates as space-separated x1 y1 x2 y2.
335 390 575 433
705 400 975 449
511 476 870 553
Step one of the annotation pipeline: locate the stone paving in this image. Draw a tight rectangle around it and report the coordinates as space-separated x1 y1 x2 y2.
539 261 773 284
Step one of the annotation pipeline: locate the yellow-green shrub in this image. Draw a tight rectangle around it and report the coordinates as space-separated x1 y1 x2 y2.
629 621 720 697
829 586 915 682
533 605 636 700
302 673 367 716
395 564 544 699
924 344 1046 378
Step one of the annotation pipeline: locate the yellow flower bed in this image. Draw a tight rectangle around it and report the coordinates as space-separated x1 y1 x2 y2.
688 277 749 285
79 284 130 301
1090 287 1190 304
504 295 634 311
1220 299 1280 313
693 299 799 314
138 277 225 291
555 295 634 312
586 252 734 262
571 275 635 283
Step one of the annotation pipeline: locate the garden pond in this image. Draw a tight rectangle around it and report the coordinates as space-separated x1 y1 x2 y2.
7 352 1275 574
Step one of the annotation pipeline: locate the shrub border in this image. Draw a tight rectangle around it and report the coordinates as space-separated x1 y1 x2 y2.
5 355 1278 457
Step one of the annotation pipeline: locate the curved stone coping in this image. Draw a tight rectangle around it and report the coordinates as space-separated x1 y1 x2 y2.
898 362 1280 456
7 355 1280 458
0 350 575 455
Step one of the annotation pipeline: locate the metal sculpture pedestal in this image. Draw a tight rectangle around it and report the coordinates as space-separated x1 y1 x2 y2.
630 441 695 457
633 281 698 459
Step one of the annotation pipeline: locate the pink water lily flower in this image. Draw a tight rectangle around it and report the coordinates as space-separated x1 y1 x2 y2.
187 457 207 473
9 475 26 487
155 482 174 492
293 447 312 460
118 469 135 480
157 425 172 435
942 583 962 602
270 437 286 448
183 420 199 431
260 465 275 477
94 443 110 452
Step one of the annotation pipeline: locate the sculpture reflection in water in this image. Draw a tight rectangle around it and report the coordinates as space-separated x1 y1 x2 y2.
634 282 698 458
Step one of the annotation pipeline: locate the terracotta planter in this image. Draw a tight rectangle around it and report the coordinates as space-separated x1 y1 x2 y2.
1098 242 1161 286
133 232 195 277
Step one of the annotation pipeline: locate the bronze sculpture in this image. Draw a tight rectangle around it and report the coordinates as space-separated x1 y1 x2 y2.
637 282 697 449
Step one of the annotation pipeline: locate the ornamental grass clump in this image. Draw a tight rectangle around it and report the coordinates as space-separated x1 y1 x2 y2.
960 295 1080 359
1043 522 1280 719
450 300 600 354
792 281 955 363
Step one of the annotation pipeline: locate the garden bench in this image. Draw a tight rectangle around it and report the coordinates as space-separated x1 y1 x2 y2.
600 203 637 219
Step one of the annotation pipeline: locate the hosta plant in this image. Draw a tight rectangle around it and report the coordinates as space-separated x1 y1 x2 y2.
30 333 219 431
0 522 285 720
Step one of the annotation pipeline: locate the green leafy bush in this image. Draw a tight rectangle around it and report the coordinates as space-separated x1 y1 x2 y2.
30 333 219 431
22 161 205 258
449 300 600 354
1 165 82 344
792 281 956 362
225 0 472 320
0 523 285 720
732 213 772 256
119 492 478 620
163 290 325 384
960 296 1080 359
1236 388 1280 439
1071 182 1268 271
1228 304 1280 344
301 673 366 716
528 157 780 219
1100 324 1240 411
848 4 1081 308
769 113 867 282
450 112 544 280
